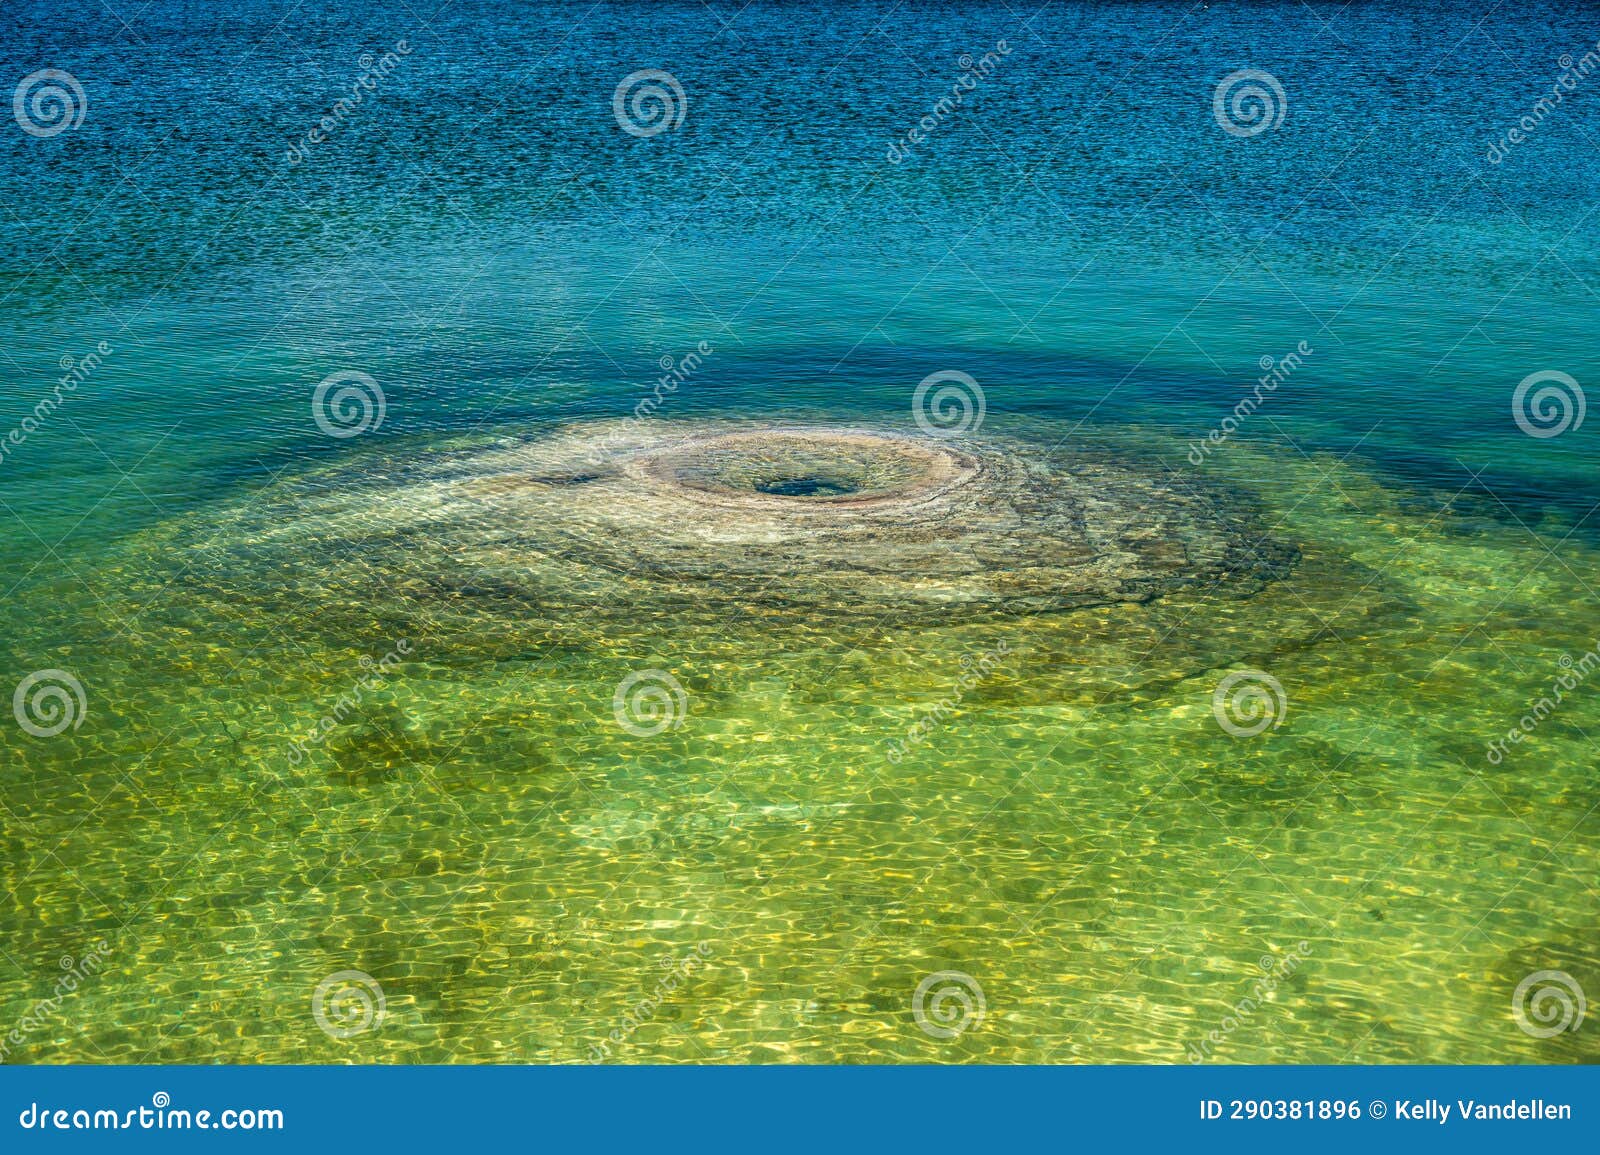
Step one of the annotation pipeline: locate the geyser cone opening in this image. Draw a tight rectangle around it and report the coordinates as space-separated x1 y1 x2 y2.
628 428 982 512
149 417 1301 630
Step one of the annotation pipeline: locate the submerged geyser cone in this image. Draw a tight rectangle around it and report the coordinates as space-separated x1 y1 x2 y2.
169 419 1298 630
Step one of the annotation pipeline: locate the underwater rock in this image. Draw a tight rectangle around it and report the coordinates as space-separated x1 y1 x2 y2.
173 419 1298 630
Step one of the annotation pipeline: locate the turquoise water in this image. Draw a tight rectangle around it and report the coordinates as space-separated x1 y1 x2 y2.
0 0 1596 1062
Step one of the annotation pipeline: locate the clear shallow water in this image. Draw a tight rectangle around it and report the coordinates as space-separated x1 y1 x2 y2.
0 0 1597 1063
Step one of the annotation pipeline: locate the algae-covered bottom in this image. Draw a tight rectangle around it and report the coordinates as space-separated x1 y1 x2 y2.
0 418 1596 1064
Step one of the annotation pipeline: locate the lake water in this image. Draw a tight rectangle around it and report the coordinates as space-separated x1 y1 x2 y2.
0 0 1596 1063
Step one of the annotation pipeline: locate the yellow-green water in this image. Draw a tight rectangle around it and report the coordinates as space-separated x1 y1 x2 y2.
4 418 1595 1064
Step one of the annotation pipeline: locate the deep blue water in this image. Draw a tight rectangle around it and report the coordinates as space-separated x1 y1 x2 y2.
2 0 1597 561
